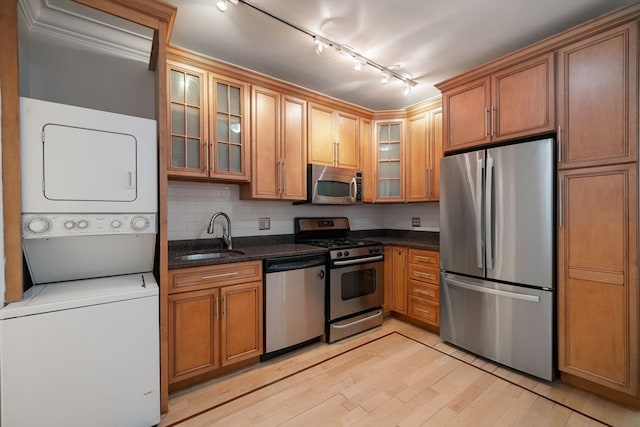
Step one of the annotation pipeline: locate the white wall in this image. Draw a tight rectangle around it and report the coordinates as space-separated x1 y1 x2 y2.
20 31 155 119
167 181 439 240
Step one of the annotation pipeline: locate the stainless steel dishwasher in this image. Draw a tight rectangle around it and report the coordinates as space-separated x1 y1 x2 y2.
262 253 326 359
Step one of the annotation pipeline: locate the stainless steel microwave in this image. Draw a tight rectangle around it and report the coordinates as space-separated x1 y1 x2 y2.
306 164 362 205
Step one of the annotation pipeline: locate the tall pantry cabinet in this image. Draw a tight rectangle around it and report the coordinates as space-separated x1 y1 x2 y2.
557 22 639 402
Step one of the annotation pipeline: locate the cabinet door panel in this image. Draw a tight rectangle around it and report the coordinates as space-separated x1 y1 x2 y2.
282 95 307 200
429 107 443 201
251 87 280 198
221 281 263 366
308 103 335 166
391 247 408 313
336 111 360 169
168 63 208 177
558 164 638 395
168 289 219 383
492 53 555 141
406 113 428 201
557 23 637 168
443 77 490 152
360 118 374 202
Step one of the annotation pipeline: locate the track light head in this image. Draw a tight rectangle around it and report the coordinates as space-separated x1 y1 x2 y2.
216 0 228 12
403 81 411 95
381 71 390 85
314 38 326 55
353 58 362 72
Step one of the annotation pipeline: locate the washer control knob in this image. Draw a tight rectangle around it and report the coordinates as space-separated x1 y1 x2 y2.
111 220 122 229
64 220 76 229
77 220 89 229
131 216 150 231
26 217 51 234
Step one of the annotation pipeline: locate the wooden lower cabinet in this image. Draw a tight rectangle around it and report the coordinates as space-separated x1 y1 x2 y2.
385 246 440 328
385 246 408 314
407 249 440 327
168 261 263 386
558 163 638 398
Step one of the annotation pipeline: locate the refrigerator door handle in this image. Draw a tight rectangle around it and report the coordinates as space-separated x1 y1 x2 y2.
485 156 495 270
445 277 540 303
475 158 484 268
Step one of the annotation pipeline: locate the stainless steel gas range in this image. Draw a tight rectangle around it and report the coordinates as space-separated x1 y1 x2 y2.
294 217 384 342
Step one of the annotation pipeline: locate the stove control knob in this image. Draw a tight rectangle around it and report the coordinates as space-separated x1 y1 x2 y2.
77 220 89 229
369 248 374 254
64 220 76 229
337 251 343 258
374 247 380 253
26 217 51 234
344 251 350 257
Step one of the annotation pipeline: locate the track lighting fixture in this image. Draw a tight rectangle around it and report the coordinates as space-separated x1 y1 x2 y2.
216 0 238 12
222 0 419 94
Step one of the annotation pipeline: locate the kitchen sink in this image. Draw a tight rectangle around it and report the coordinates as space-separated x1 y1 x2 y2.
176 249 245 261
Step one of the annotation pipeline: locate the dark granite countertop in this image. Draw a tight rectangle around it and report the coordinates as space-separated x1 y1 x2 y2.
168 230 439 270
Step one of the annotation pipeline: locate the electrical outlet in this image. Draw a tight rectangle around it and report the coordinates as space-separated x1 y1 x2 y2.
258 217 270 230
412 217 421 227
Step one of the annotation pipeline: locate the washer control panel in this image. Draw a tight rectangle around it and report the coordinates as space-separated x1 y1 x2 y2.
22 213 157 238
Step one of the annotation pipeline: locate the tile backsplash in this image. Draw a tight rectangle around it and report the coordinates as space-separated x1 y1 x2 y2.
167 181 439 240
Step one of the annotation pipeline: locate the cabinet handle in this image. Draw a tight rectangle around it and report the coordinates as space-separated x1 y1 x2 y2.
222 296 226 316
491 106 496 137
415 271 434 279
557 126 562 163
414 289 433 297
426 168 431 198
484 107 490 137
201 272 238 280
558 176 563 227
414 256 432 262
281 160 286 195
415 307 431 315
204 139 209 172
335 140 339 165
215 296 219 319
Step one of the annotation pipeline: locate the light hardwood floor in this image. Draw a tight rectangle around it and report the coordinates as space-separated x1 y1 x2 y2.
160 318 640 426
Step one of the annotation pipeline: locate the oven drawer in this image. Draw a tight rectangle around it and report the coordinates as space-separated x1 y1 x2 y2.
408 280 439 303
408 296 439 325
408 264 440 285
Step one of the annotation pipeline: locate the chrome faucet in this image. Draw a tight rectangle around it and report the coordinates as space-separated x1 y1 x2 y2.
207 212 233 250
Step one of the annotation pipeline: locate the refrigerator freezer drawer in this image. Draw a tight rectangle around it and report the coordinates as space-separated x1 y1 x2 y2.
440 273 555 381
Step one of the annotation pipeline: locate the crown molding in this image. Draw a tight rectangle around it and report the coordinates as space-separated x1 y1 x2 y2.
18 0 153 63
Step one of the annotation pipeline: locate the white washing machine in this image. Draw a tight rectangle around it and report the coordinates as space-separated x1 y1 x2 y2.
0 98 160 426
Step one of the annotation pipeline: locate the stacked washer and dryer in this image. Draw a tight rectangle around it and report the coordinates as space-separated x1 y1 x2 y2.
0 98 160 426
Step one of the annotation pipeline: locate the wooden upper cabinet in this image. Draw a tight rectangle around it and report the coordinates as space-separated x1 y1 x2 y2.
359 117 374 202
168 62 208 177
557 22 638 169
442 53 554 152
558 163 638 396
375 120 405 202
308 103 360 169
406 103 442 202
167 60 250 181
442 77 490 151
241 87 307 200
209 74 250 181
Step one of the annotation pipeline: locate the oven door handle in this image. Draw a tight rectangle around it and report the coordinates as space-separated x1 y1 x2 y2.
333 255 383 266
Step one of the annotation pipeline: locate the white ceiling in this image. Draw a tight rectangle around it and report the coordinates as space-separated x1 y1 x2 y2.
21 0 640 111
168 0 638 110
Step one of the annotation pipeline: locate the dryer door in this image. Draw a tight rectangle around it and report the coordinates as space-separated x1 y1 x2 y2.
42 124 137 202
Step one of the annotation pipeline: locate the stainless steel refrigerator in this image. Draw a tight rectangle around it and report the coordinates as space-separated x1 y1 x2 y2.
439 138 555 381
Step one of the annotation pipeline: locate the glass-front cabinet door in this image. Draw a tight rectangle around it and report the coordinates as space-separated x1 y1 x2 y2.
376 120 404 201
210 75 249 181
168 63 207 177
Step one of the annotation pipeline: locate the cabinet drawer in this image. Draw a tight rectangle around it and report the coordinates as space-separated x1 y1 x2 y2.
408 248 439 267
408 296 439 325
170 261 262 293
408 280 439 303
408 264 440 285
